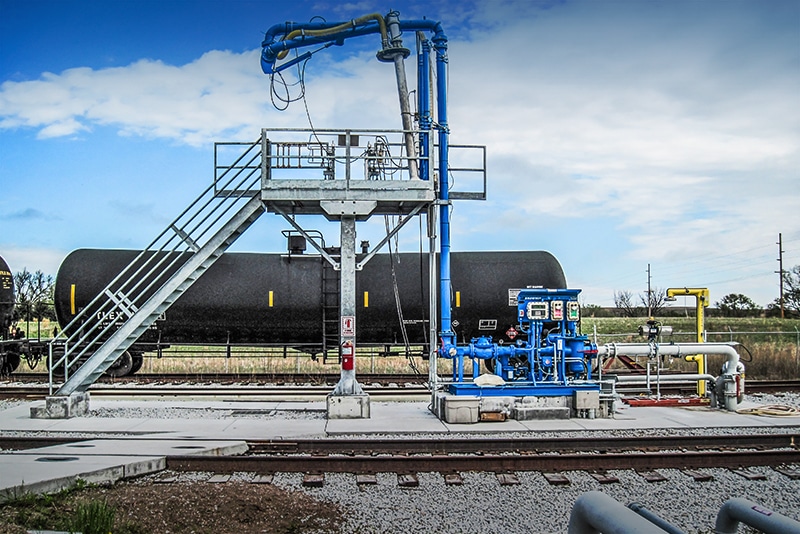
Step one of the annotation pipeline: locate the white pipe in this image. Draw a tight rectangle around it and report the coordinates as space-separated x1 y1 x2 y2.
568 491 673 534
598 342 740 376
715 498 800 534
614 373 716 384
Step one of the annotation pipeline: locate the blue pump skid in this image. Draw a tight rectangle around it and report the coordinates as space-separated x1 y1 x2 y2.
441 288 602 397
258 13 601 406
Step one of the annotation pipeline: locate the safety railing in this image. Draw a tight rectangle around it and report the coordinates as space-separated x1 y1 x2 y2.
213 128 486 199
49 136 265 393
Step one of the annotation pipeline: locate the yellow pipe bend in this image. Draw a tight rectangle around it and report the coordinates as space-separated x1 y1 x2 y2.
666 287 710 395
277 13 388 60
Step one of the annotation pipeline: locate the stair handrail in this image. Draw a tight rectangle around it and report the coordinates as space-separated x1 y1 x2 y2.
48 136 263 386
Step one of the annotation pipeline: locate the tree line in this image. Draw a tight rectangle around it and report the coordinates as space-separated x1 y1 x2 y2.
605 265 800 318
9 264 800 325
12 268 56 328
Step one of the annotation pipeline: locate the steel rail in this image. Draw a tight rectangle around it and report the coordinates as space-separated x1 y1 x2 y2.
0 384 430 399
4 376 800 400
245 434 799 455
167 449 800 474
7 373 800 391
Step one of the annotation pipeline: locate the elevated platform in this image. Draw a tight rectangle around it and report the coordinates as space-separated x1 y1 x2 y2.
263 179 435 219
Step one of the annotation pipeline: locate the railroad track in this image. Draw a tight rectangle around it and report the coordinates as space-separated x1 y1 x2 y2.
166 434 800 480
3 434 798 482
3 374 800 399
7 372 428 387
0 384 430 400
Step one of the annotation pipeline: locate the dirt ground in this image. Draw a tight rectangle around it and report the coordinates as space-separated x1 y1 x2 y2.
0 479 345 534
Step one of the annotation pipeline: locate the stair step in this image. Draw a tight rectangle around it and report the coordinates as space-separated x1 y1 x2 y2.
54 192 264 395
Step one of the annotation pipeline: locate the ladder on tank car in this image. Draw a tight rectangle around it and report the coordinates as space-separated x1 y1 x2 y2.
48 137 267 395
321 251 340 363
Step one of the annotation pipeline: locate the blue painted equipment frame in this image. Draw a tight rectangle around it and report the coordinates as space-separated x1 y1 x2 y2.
260 12 459 353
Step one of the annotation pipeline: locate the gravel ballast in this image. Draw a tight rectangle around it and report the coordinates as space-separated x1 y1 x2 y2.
2 393 800 533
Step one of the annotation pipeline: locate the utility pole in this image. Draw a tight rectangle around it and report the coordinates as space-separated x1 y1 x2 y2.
777 233 785 319
647 263 652 317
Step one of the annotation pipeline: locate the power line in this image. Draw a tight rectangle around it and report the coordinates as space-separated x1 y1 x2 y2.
777 232 785 318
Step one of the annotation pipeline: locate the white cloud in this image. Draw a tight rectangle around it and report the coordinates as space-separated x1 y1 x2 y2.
0 0 797 306
0 247 66 276
0 50 283 146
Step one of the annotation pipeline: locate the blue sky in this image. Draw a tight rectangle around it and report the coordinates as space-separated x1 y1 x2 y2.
1 0 798 308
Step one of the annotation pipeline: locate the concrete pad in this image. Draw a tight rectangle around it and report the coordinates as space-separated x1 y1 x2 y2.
326 402 448 434
0 454 164 503
210 419 328 440
13 439 248 458
30 393 90 419
512 406 571 420
0 438 248 502
327 394 370 419
4 397 799 447
0 403 73 431
444 418 530 432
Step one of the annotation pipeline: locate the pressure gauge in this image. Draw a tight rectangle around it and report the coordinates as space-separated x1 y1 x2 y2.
567 301 580 321
526 301 548 320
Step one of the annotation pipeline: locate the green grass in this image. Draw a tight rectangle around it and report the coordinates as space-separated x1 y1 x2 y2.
1 482 142 534
2 480 124 534
69 499 117 534
19 317 800 379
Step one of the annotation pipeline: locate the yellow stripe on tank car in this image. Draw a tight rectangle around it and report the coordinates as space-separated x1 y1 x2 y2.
269 290 274 307
456 291 461 308
70 284 76 315
364 291 369 308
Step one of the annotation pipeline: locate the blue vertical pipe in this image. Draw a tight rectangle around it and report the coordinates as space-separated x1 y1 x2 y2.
259 15 453 345
433 34 454 346
417 36 431 181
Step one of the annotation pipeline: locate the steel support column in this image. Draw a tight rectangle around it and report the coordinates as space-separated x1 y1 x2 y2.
332 215 364 396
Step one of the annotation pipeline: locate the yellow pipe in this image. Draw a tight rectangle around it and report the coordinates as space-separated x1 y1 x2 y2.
278 14 388 60
666 287 709 395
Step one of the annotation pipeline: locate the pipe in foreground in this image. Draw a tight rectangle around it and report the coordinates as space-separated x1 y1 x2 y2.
568 491 672 534
715 498 800 534
628 502 685 534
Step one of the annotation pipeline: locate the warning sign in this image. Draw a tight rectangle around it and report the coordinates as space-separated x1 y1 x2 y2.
341 316 355 337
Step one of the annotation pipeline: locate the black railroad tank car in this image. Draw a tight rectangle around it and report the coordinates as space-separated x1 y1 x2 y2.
0 255 14 338
54 249 566 352
1 254 21 374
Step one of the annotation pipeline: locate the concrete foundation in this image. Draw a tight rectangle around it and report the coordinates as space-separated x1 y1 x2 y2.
512 395 571 420
443 396 480 424
433 390 613 422
327 394 370 419
30 392 90 419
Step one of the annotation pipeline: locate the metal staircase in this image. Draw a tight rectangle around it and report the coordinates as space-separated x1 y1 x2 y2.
49 138 266 395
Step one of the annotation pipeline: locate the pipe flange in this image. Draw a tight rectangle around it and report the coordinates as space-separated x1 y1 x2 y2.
376 46 411 62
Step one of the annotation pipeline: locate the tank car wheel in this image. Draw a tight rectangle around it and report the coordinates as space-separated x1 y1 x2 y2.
1 351 21 376
105 351 134 378
25 352 43 370
128 352 144 375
